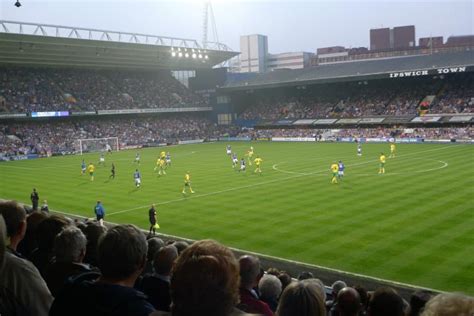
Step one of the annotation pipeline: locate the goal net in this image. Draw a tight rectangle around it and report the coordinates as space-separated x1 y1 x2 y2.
75 137 119 155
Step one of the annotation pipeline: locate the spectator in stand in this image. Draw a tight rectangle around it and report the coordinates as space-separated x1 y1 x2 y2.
298 271 314 280
335 287 362 316
276 279 326 316
31 188 39 211
258 274 283 312
30 214 69 277
420 292 474 316
0 201 53 316
142 237 165 275
238 255 274 316
353 285 369 315
50 224 155 316
41 199 49 212
81 221 107 267
0 200 27 256
172 240 189 255
169 239 248 316
278 271 293 292
17 210 48 258
44 226 97 297
368 287 404 316
140 245 178 312
409 290 433 316
0 214 5 264
326 280 348 311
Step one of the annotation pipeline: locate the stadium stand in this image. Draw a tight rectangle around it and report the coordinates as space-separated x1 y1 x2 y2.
224 50 474 89
236 74 472 120
3 202 472 315
0 114 223 157
1 119 472 159
0 66 207 113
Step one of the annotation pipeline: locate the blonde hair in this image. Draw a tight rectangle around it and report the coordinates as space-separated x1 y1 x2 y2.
421 293 474 316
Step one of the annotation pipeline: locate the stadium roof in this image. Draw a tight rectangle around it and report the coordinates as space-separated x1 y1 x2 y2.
222 50 474 91
0 20 238 70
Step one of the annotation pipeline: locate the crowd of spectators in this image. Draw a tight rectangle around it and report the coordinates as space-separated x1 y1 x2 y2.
1 120 472 159
237 127 474 141
238 76 473 120
0 114 225 157
1 200 473 316
0 67 206 113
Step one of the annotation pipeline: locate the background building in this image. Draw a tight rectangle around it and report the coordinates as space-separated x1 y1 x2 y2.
239 34 268 73
238 34 313 73
370 25 415 50
266 52 314 71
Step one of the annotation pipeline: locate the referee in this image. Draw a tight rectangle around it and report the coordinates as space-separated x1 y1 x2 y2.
149 204 157 236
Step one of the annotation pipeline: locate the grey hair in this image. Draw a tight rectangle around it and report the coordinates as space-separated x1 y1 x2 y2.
421 293 474 316
332 280 347 295
258 274 282 300
54 226 87 262
305 278 327 301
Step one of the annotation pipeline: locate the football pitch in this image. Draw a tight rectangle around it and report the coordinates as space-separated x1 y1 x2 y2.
1 141 473 294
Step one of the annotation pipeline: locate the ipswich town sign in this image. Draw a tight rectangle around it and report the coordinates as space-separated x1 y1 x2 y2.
389 66 468 78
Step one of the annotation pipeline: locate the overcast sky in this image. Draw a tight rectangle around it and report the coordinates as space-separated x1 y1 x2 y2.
1 0 472 53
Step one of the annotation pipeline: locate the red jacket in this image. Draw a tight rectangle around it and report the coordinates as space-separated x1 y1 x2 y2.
238 288 273 316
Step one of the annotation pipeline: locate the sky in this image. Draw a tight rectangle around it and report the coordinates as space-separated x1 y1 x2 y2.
0 0 472 53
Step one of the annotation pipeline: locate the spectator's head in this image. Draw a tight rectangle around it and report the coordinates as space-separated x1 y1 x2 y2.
332 280 347 298
259 274 282 301
153 244 178 276
297 271 314 280
421 293 474 316
368 287 404 316
170 239 240 316
266 267 280 276
147 237 164 262
36 214 69 252
409 290 433 316
278 271 293 291
54 226 87 263
82 221 107 266
337 287 361 316
0 215 6 267
0 200 27 250
276 279 326 316
353 285 369 313
173 240 189 255
97 224 147 284
239 255 261 289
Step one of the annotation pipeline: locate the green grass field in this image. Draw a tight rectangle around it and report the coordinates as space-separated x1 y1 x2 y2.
1 141 473 294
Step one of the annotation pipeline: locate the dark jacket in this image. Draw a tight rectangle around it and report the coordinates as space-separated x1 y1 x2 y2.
50 275 155 316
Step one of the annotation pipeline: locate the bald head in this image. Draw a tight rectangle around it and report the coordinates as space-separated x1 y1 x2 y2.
337 287 361 316
239 255 261 289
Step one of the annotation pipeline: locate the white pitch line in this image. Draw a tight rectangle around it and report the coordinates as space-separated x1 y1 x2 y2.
0 198 445 294
108 145 461 216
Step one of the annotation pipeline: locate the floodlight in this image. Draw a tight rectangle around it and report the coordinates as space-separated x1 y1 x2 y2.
192 53 197 58
204 55 209 59
171 52 176 57
198 54 203 59
178 52 183 57
184 53 189 58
